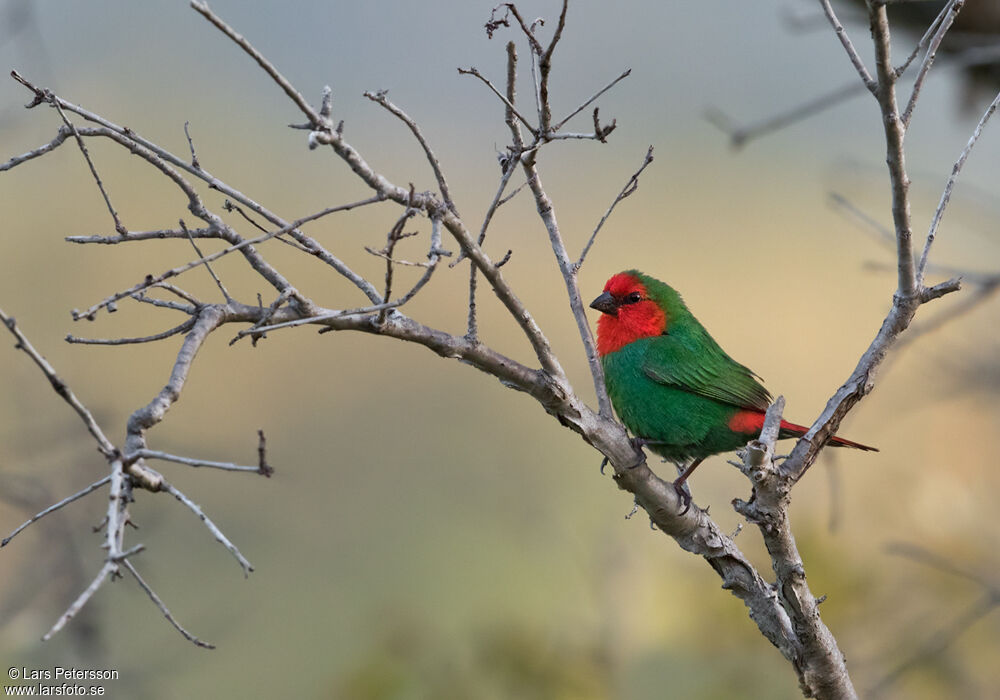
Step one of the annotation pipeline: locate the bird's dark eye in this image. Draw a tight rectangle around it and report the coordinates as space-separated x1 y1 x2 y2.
625 292 642 304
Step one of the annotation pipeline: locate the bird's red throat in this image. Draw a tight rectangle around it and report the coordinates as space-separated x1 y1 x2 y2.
596 274 668 356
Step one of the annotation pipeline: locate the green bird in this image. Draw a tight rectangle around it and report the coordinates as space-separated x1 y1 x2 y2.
590 270 876 511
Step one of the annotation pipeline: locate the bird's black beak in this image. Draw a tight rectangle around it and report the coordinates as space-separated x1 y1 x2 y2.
589 291 617 316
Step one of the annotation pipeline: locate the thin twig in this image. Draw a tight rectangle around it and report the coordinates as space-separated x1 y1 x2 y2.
517 148 610 414
127 449 266 474
231 289 292 346
2 476 112 547
551 68 631 133
375 201 417 324
817 0 877 92
243 303 402 336
161 480 253 577
42 562 116 642
130 293 197 315
257 429 273 477
576 146 654 270
66 317 197 346
365 249 433 268
249 218 446 339
537 0 569 133
10 73 376 308
73 197 382 321
458 66 536 134
122 559 215 649
48 96 126 235
176 16 560 376
901 0 964 127
182 219 232 302
0 309 116 457
153 282 204 307
189 1 322 126
869 2 918 299
184 121 201 169
918 88 1000 284
66 227 215 244
365 90 458 216
0 125 72 172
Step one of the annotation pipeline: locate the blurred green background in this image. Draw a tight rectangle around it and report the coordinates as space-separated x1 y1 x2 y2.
1 1 998 698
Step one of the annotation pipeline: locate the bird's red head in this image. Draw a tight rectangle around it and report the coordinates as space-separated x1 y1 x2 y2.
591 272 667 356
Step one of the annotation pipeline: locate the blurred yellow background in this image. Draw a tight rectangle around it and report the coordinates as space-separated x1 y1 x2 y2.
1 1 998 698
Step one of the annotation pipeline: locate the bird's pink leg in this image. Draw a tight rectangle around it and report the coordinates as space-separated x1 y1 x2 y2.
672 458 704 515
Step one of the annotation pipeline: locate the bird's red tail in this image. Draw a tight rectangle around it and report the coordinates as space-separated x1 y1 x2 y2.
778 419 878 451
728 411 878 451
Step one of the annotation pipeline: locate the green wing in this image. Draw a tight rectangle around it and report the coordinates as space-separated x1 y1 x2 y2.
640 324 772 412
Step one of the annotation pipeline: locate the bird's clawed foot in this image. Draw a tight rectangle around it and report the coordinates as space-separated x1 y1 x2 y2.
672 478 692 515
671 457 703 516
630 436 669 453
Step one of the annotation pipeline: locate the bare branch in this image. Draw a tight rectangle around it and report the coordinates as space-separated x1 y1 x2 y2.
920 276 962 302
817 0 877 92
182 219 232 303
901 276 996 349
66 227 215 244
126 449 266 475
247 219 445 339
10 74 377 308
0 309 116 458
184 14 560 376
231 289 292 347
161 479 253 577
153 282 204 307
72 196 381 321
485 3 543 54
40 86 127 236
66 317 197 346
122 559 215 649
183 121 201 169
189 1 322 127
125 306 225 460
374 202 418 324
551 68 631 133
576 146 654 270
518 148 609 414
869 3 918 299
131 293 198 316
42 562 116 642
901 0 965 127
706 0 969 150
257 430 273 477
458 66 536 133
364 90 459 216
0 124 72 172
2 476 111 547
918 88 1000 284
733 396 859 699
537 0 569 133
